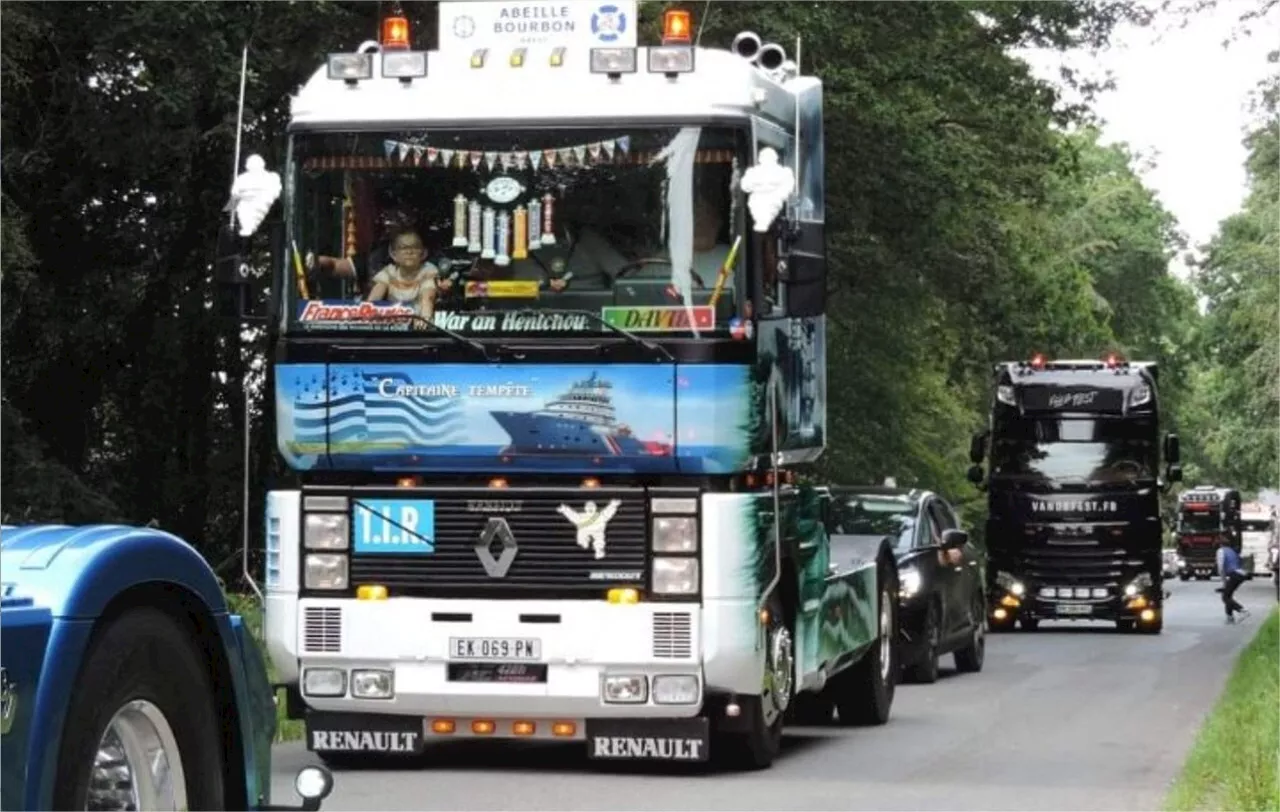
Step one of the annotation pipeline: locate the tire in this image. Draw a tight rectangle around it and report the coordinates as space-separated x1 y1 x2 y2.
1020 616 1039 632
52 607 225 811
834 565 897 726
786 692 834 726
714 589 790 770
953 597 986 674
1179 573 1190 582
903 600 940 684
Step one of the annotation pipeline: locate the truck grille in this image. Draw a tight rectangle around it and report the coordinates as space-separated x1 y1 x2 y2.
1014 543 1146 587
348 489 648 599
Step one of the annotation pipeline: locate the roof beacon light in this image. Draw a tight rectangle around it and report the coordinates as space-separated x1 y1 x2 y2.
662 9 693 45
381 14 411 50
1030 353 1047 370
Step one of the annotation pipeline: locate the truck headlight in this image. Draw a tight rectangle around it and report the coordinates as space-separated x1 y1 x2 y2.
305 554 349 589
305 513 349 550
602 675 648 703
652 675 700 705
302 668 346 697
1124 572 1153 597
996 570 1025 597
351 669 394 699
652 557 699 595
652 516 697 553
899 566 922 599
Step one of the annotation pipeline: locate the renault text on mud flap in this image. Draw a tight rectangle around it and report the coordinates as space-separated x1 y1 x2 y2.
590 735 707 761
310 730 420 752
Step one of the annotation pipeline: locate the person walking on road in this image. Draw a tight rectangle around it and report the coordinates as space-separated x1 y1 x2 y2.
1216 542 1251 623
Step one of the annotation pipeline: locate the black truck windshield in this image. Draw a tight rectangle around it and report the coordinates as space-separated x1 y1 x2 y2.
284 126 748 337
990 416 1157 485
1178 510 1222 533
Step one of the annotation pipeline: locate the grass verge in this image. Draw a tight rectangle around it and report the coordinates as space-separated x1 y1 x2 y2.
1164 605 1279 811
226 592 305 743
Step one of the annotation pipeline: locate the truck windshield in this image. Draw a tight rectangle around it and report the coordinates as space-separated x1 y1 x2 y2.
284 126 748 338
1179 509 1222 533
1243 519 1273 533
989 416 1158 485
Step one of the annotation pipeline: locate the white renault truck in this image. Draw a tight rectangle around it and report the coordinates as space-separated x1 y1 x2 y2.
219 1 901 772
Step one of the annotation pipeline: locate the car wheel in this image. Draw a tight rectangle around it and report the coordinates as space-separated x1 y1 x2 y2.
953 597 986 673
52 608 225 811
904 600 940 684
714 589 790 770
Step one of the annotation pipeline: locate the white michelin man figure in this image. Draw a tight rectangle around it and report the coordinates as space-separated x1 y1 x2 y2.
226 154 282 237
739 147 795 233
557 499 622 559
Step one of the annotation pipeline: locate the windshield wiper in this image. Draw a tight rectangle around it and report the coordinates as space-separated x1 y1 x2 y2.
400 313 493 361
506 308 675 362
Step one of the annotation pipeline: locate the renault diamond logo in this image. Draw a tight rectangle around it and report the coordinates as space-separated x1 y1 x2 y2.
477 517 518 578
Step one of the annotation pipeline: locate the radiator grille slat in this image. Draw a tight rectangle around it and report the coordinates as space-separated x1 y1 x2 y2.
652 611 693 659
303 606 342 653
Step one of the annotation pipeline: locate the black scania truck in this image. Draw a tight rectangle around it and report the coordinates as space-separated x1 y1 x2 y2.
966 354 1182 634
1175 486 1242 580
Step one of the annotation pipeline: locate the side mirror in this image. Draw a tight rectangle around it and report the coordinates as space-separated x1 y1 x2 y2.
1166 462 1183 483
966 464 984 485
1164 433 1180 464
783 243 825 318
215 225 253 320
968 432 986 464
941 529 968 550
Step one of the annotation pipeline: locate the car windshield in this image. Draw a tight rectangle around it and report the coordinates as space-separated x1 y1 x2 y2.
284 126 749 337
989 416 1158 485
1179 509 1222 533
831 496 917 550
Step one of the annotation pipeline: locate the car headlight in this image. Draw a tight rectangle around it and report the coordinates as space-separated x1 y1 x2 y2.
602 675 648 703
898 566 922 598
305 554 349 589
652 516 697 553
652 557 699 595
305 513 349 550
996 570 1025 597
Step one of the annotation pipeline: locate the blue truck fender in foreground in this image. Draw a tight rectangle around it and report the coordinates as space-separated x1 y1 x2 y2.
1 524 335 811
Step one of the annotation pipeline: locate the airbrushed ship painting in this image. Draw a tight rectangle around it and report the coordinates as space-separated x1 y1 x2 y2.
274 363 753 474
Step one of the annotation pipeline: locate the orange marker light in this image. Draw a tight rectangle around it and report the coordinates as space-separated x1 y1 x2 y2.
397 476 421 488
551 721 576 737
513 720 536 736
582 477 600 489
382 15 411 50
431 719 456 734
662 9 692 44
489 477 508 489
471 720 496 735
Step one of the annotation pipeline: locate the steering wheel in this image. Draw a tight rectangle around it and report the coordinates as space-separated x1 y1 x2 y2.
1107 460 1144 479
613 258 708 289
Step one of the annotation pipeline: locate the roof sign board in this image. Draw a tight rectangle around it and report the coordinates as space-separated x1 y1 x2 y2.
438 1 638 53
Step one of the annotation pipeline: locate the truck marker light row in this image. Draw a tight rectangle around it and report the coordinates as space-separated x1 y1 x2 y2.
428 719 577 737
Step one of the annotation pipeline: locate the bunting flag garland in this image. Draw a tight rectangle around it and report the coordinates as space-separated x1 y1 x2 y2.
303 133 730 171
370 135 637 171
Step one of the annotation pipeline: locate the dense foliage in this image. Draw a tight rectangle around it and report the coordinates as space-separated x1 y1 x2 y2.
2 1 1275 575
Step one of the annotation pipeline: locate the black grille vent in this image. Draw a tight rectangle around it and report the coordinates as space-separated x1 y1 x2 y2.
1015 542 1145 586
348 489 648 599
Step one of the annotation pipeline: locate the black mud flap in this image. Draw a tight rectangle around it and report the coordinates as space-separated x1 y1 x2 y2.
585 717 710 763
305 711 426 756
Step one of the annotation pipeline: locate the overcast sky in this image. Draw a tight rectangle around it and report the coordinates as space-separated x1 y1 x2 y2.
1014 1 1278 279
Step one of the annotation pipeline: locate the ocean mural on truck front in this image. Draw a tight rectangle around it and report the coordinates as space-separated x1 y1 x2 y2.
275 363 753 474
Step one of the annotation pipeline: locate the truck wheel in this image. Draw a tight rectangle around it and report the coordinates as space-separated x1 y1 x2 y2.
52 607 225 811
715 590 790 770
1179 573 1190 582
903 601 940 684
953 597 986 673
834 578 897 726
786 692 834 726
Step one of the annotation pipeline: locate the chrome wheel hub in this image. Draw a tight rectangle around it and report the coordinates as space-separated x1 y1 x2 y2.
87 700 187 811
878 590 892 681
764 625 793 723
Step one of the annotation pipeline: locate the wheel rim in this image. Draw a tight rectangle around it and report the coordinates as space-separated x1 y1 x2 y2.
879 590 892 681
87 699 187 811
764 624 793 724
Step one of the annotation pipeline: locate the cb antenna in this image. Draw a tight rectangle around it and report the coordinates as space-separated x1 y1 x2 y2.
694 0 712 47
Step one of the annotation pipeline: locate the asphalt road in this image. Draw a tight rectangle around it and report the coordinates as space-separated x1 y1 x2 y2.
271 578 1277 811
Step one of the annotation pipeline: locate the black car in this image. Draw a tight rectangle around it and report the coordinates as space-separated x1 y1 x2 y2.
827 487 988 683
